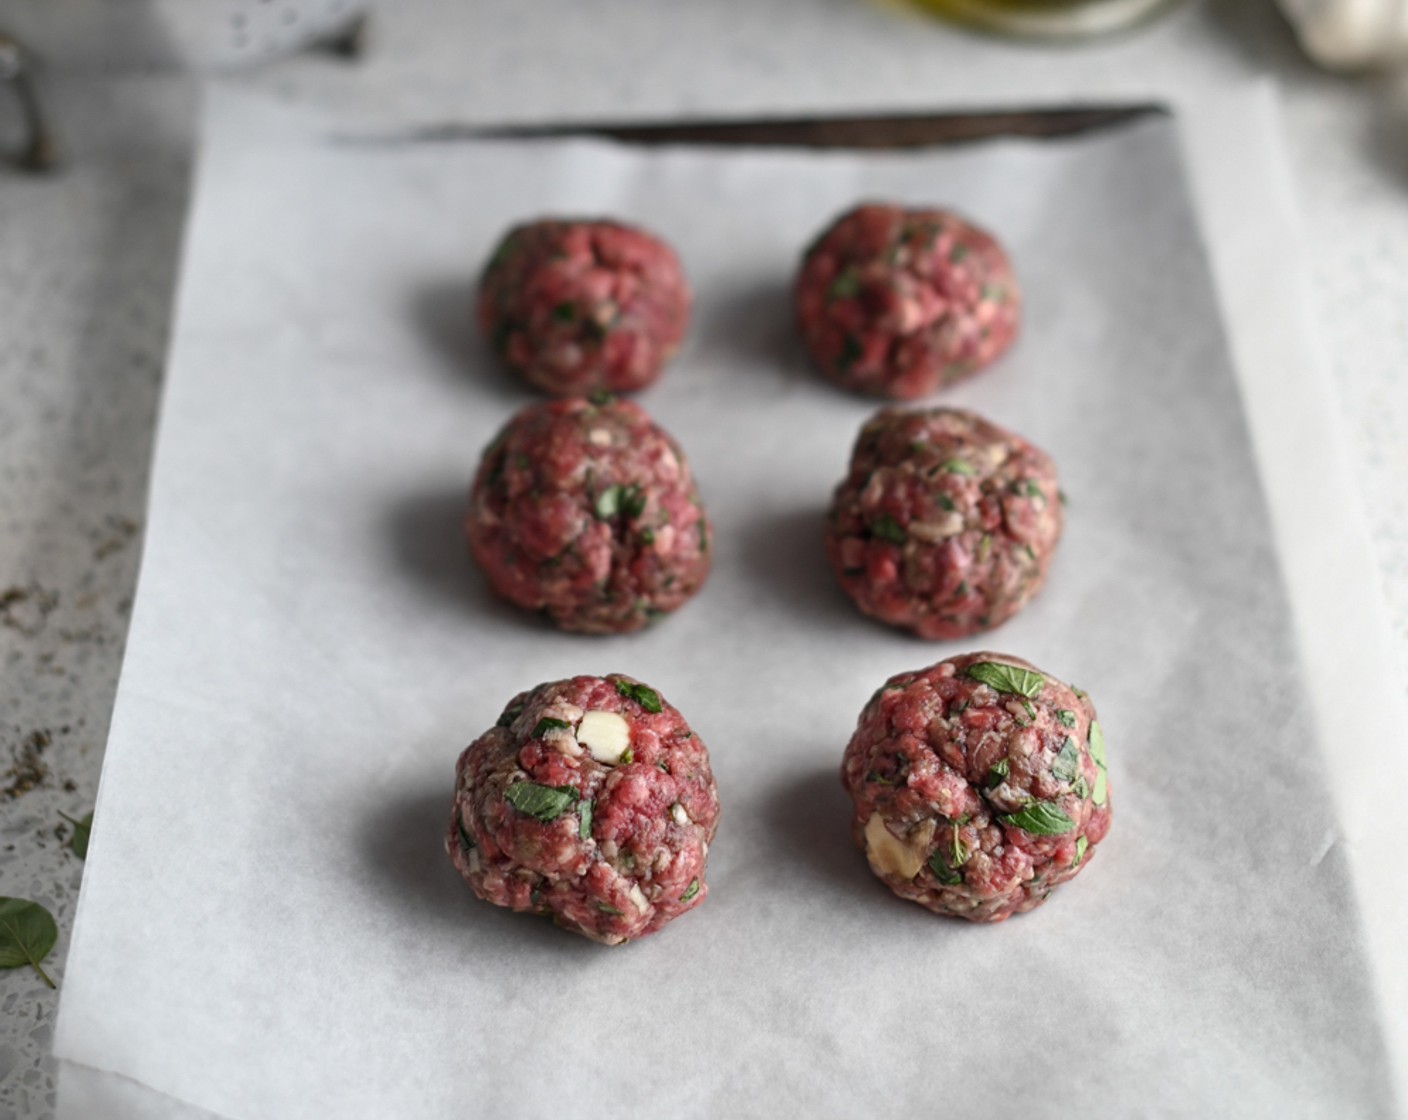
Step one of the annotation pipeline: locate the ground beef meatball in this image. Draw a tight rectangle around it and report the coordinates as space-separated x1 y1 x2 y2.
477 219 691 395
794 203 1019 399
826 406 1061 640
446 674 721 945
465 396 712 634
842 652 1111 923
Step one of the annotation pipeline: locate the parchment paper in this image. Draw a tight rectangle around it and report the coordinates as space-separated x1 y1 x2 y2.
53 86 1401 1118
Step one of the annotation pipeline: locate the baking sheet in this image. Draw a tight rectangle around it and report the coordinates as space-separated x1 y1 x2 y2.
53 86 1399 1118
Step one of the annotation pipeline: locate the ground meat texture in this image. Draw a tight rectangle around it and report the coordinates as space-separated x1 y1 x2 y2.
446 674 721 945
841 652 1111 923
465 396 712 634
477 219 691 396
794 203 1020 399
826 406 1061 640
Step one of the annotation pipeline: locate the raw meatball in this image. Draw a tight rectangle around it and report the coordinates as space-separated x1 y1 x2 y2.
794 203 1020 399
841 652 1111 923
826 406 1061 640
466 396 712 634
447 674 721 945
478 219 691 395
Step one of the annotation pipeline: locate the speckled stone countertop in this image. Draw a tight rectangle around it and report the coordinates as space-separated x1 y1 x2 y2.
2 2 1405 1117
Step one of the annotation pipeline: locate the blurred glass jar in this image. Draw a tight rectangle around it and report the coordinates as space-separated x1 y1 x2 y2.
912 0 1185 39
0 0 370 70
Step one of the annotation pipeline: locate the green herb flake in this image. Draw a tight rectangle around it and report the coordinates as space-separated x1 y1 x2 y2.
985 759 1010 789
58 810 92 860
531 717 572 739
1090 721 1109 806
640 528 655 545
614 679 663 714
838 334 863 372
552 301 576 323
1073 776 1091 799
596 903 624 916
1022 480 1044 500
976 534 993 562
0 898 58 989
621 485 647 520
937 494 956 512
1057 710 1077 729
928 851 963 886
949 243 970 263
871 513 907 545
1021 699 1036 721
828 271 861 301
963 661 1045 699
587 389 614 406
504 782 580 823
579 800 594 841
681 878 700 903
1052 737 1080 784
950 822 969 868
496 701 525 728
1000 801 1075 836
595 485 623 520
1073 836 1089 868
941 459 977 476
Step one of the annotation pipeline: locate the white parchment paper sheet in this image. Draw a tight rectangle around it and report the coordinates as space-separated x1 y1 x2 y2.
54 87 1398 1118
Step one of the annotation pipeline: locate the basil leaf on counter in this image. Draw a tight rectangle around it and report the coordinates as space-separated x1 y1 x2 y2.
505 782 580 823
58 810 92 860
0 898 58 989
999 801 1075 836
963 662 1045 699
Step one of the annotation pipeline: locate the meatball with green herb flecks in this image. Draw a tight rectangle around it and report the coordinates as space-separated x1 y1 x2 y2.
826 406 1061 640
478 219 691 396
447 674 720 945
794 203 1019 399
465 396 711 634
842 652 1111 923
